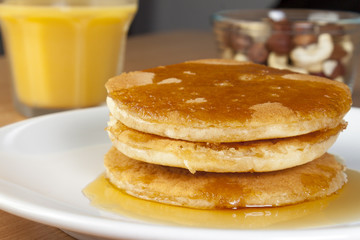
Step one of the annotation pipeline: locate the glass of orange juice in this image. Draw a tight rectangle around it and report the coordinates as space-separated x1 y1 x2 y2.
0 0 137 117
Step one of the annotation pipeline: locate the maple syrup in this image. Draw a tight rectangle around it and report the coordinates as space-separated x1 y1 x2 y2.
83 169 360 229
110 62 351 124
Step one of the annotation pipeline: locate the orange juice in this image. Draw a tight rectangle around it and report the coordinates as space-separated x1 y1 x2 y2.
0 2 137 111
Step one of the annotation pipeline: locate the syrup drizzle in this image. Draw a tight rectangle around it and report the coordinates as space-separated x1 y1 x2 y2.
111 62 351 124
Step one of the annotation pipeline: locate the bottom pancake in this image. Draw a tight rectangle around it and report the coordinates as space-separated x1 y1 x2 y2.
104 147 347 209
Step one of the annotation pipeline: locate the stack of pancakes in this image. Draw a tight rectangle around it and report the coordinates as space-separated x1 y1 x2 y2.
104 59 352 209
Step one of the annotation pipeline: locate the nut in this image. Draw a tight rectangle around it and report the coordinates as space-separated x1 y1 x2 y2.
329 44 347 60
307 62 324 73
240 22 271 41
221 47 234 59
340 37 354 53
290 33 334 68
331 64 345 79
292 21 317 46
339 37 354 65
334 76 345 83
230 32 253 51
292 34 318 46
293 21 315 34
271 19 292 32
323 60 345 79
268 52 308 73
267 32 293 54
247 42 269 64
234 52 249 62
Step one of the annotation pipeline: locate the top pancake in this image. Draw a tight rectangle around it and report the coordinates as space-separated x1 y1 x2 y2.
106 59 352 142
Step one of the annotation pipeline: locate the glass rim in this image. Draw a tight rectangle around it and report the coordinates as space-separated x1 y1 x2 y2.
213 8 360 25
0 0 138 7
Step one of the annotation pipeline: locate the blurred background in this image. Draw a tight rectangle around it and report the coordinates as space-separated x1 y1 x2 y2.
2 0 360 56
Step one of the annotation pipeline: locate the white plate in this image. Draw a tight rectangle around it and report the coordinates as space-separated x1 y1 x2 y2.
0 106 360 240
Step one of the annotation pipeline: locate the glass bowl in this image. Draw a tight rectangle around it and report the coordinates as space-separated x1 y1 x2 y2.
212 9 360 91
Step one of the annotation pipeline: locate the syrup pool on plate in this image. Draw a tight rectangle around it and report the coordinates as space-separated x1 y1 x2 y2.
83 169 360 229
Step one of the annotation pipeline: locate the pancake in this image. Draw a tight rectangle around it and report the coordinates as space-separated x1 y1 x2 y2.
107 116 345 173
84 174 331 229
105 59 352 143
104 147 346 209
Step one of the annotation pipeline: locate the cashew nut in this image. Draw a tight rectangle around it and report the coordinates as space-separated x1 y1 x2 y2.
268 52 308 74
239 22 271 42
334 76 344 83
323 60 338 77
234 52 249 62
306 62 323 73
339 36 354 65
290 33 334 68
221 47 234 59
323 59 345 79
340 36 354 53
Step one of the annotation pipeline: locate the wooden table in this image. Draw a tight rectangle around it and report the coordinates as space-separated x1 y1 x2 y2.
0 30 359 239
